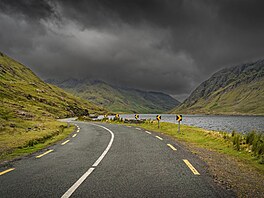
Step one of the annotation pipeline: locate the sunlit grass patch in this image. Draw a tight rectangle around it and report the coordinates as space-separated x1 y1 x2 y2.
0 120 74 162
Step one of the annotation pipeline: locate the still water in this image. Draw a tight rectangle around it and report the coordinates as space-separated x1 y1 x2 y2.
117 114 264 133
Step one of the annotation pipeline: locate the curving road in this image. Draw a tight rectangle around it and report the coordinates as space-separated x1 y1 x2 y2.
0 121 235 197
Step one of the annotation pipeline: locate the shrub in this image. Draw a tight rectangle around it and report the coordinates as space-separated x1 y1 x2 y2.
1 110 13 121
59 125 65 133
233 134 241 151
252 134 264 156
259 155 264 164
246 131 256 145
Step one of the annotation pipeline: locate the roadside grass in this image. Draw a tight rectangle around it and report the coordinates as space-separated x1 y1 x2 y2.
105 118 264 173
0 120 74 163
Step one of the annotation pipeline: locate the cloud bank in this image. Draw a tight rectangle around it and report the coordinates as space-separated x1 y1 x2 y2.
0 0 263 101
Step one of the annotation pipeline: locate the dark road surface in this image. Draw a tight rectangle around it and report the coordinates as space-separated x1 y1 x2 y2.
0 121 235 197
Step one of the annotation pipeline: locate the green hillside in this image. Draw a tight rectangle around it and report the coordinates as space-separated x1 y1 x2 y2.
47 79 180 113
173 59 264 115
0 52 106 159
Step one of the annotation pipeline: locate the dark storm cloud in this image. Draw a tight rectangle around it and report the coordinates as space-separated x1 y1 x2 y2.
0 0 56 21
0 0 264 101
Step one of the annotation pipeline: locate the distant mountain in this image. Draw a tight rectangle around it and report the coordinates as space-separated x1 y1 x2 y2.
47 79 180 113
0 52 106 123
172 59 264 115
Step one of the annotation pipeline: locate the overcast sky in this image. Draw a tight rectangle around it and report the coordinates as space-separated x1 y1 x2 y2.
0 0 263 101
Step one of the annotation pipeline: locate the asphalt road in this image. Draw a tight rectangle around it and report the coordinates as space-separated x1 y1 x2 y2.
0 121 235 197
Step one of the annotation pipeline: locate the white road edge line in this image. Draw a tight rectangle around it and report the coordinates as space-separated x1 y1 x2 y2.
61 123 114 198
135 128 141 130
91 124 115 167
61 168 95 198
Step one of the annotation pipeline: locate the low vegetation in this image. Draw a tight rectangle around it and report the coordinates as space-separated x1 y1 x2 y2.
0 120 74 162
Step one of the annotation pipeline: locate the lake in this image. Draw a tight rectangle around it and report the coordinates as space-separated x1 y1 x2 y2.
114 114 264 133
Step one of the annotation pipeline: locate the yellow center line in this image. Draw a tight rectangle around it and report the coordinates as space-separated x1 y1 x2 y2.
183 159 200 175
0 168 15 176
167 144 177 151
36 149 54 158
155 136 163 140
61 140 70 145
72 134 77 138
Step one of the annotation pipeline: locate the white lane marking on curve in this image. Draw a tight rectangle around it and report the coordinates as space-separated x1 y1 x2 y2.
61 168 95 198
90 124 115 167
61 123 114 198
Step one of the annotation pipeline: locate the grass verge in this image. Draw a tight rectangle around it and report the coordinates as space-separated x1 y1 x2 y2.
0 121 74 163
137 121 264 173
103 118 264 173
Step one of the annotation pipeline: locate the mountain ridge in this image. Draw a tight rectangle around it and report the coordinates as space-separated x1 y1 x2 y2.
46 78 180 113
172 59 264 115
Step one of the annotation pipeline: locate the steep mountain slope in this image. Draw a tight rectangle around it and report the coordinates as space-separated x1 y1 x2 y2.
173 59 264 115
0 52 105 120
47 79 180 113
0 52 106 159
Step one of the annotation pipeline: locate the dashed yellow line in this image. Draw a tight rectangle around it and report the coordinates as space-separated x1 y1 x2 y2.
155 136 163 140
145 131 151 134
61 140 70 145
0 168 15 176
183 159 200 175
167 144 177 151
72 134 77 138
36 149 54 158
